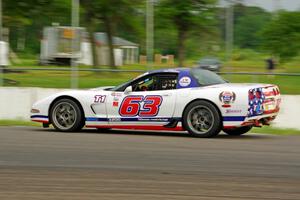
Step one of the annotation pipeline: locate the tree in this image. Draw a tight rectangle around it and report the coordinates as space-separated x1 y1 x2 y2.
157 0 217 67
218 3 272 50
260 11 300 61
81 0 100 67
233 6 271 49
81 0 142 68
3 0 70 53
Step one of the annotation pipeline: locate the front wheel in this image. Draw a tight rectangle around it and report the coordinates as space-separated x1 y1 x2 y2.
182 100 222 138
50 99 84 132
223 126 252 136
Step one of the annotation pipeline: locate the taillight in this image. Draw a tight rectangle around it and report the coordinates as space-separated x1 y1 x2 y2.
272 87 280 96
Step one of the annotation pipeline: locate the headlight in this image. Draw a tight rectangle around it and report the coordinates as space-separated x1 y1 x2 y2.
31 109 40 113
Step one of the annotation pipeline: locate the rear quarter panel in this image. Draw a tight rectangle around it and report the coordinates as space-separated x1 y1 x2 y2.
173 86 249 127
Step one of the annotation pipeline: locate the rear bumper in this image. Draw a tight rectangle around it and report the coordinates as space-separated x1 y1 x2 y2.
224 85 281 129
242 112 278 127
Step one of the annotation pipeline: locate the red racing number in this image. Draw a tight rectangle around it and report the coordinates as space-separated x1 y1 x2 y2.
140 96 162 116
119 96 143 116
119 95 163 117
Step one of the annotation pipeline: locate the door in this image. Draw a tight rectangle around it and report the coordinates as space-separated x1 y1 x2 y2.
106 73 178 127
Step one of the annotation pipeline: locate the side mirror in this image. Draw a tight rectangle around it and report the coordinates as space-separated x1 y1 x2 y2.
124 86 132 94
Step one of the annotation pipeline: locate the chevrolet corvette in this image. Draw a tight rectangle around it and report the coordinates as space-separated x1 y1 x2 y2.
31 68 281 137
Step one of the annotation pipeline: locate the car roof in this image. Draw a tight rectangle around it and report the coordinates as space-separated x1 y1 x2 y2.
148 68 190 74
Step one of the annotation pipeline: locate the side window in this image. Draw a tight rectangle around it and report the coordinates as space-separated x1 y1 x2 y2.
131 73 178 92
132 75 155 91
156 75 177 90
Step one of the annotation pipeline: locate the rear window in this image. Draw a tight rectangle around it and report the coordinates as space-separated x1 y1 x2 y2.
190 68 226 86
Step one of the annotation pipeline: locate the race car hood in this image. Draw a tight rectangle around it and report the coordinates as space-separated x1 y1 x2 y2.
89 86 114 91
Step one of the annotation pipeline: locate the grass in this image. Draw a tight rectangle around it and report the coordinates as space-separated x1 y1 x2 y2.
222 74 300 94
251 126 300 135
0 120 300 135
3 68 300 94
0 120 40 127
2 52 300 93
3 70 139 88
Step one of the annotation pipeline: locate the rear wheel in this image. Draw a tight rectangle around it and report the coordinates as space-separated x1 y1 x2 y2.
183 100 222 138
50 99 84 132
223 126 252 136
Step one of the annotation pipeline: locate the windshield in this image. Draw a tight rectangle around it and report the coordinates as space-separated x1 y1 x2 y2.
190 68 226 86
107 72 150 91
107 81 129 91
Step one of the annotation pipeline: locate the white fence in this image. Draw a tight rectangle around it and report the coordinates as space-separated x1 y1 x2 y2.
0 87 68 120
0 87 299 130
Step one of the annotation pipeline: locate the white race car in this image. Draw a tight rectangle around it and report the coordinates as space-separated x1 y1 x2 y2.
31 68 281 138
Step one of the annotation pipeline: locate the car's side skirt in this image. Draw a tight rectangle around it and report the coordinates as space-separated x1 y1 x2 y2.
86 124 184 131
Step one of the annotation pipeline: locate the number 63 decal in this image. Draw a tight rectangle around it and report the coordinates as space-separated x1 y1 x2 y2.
119 95 163 117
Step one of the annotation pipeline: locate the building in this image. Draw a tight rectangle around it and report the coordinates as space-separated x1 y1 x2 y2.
94 32 139 66
40 26 93 66
0 28 10 66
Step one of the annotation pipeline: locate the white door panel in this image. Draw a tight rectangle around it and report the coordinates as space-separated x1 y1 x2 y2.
106 90 176 125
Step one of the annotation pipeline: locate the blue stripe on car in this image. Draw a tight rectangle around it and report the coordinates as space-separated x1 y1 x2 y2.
86 116 245 122
85 117 179 122
31 115 245 122
223 116 246 121
31 115 48 119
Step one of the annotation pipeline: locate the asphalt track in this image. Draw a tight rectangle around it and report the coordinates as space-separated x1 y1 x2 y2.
0 127 299 200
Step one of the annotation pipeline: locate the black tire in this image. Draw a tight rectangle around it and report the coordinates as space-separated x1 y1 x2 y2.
50 98 84 132
182 100 222 138
223 126 252 136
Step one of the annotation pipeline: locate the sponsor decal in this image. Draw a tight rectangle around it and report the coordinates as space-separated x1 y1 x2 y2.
94 95 106 103
219 91 236 107
111 92 122 97
137 118 169 122
109 118 121 122
179 76 191 87
225 109 242 114
113 101 119 107
107 117 170 122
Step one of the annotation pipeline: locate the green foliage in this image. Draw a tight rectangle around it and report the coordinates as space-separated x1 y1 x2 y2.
3 0 71 53
218 4 272 50
260 11 300 61
156 0 218 66
234 12 271 49
158 0 217 29
2 1 300 66
80 0 143 67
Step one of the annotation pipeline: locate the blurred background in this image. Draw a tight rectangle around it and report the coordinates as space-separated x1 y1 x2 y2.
0 0 299 94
